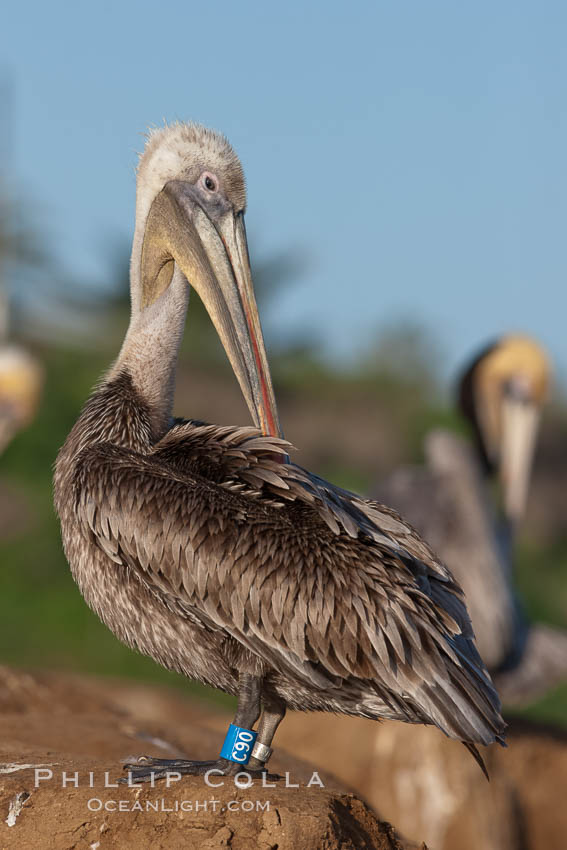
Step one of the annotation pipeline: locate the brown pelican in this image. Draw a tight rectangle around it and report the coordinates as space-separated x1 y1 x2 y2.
0 291 42 454
376 336 567 703
54 122 505 781
459 335 550 528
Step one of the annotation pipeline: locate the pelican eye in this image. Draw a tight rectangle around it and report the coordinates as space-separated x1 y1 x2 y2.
202 173 218 193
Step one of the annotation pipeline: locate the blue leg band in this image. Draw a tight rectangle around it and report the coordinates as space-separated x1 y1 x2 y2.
219 723 258 765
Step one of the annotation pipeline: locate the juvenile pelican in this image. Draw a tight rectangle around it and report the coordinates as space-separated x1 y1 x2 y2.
54 123 505 781
377 337 567 703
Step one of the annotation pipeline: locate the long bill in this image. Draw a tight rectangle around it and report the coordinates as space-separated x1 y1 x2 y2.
140 180 283 439
500 395 540 524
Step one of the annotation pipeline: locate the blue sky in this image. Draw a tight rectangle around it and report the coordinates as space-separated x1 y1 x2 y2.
1 1 566 383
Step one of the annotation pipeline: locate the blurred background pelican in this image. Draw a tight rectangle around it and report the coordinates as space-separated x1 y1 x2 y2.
0 290 42 454
375 335 567 705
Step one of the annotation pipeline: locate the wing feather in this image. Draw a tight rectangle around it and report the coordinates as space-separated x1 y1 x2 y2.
71 423 505 746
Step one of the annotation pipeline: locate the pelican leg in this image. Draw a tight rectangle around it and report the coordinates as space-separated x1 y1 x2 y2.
232 671 262 728
120 674 279 783
246 692 286 770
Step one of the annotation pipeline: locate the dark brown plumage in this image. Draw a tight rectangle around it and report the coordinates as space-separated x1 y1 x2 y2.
54 122 505 781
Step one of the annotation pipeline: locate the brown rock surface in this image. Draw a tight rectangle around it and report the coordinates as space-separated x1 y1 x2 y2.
274 711 567 850
127 675 563 850
0 667 422 850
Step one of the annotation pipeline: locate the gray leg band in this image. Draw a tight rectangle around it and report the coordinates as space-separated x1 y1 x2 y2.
251 742 273 764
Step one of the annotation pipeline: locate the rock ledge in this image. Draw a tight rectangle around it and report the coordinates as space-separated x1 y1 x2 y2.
0 667 423 850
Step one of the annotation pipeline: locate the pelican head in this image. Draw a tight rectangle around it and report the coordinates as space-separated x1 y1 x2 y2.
458 334 551 523
133 122 281 438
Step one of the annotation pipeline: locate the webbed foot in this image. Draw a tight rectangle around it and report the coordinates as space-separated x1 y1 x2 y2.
119 755 280 783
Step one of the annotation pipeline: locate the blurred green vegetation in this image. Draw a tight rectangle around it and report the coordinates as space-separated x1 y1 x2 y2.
1 214 566 725
0 340 234 706
1 316 566 725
